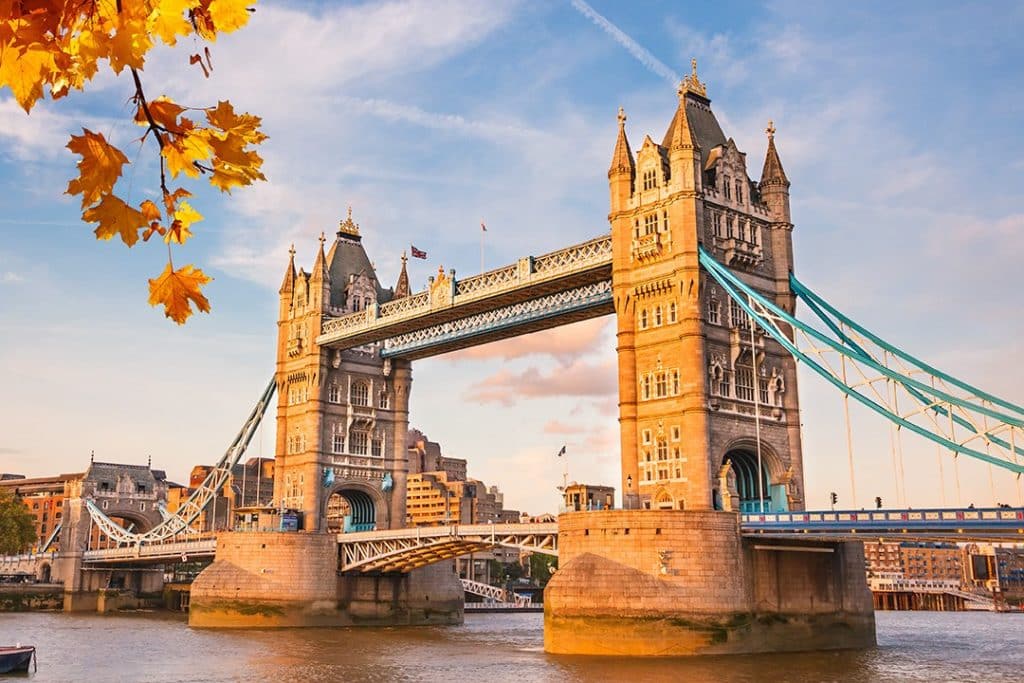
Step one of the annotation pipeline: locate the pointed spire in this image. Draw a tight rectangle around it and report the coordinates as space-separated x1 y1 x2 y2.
311 232 329 283
663 81 700 152
760 120 790 188
279 244 296 294
608 106 635 177
394 251 410 299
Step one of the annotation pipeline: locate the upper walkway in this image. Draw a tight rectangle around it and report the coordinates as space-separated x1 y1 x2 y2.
317 234 612 359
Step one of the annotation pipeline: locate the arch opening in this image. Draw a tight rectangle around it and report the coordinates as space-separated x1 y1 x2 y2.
326 489 377 533
722 449 773 514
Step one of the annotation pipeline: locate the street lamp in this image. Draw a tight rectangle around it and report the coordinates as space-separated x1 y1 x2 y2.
626 474 633 510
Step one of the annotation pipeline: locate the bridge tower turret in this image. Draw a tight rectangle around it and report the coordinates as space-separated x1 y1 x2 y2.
273 209 410 532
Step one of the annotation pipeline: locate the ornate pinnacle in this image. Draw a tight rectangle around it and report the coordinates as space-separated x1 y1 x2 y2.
678 57 708 99
288 243 296 257
318 231 326 247
338 205 360 237
617 106 626 126
766 120 776 139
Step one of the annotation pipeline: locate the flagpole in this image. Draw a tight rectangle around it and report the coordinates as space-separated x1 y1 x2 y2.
479 219 484 274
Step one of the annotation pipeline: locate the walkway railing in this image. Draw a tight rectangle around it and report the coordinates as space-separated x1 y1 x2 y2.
318 234 612 350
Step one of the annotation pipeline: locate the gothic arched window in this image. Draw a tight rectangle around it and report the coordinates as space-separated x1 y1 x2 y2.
350 381 369 407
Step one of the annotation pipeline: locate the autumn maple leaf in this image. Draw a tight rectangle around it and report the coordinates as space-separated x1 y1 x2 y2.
83 194 149 247
66 130 130 208
148 264 213 324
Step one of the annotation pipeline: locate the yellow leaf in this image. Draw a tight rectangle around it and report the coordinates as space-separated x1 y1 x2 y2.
210 156 265 193
208 0 254 33
0 40 52 112
148 263 212 324
83 194 148 247
162 122 213 178
108 14 153 74
149 0 200 46
66 129 130 208
166 200 202 244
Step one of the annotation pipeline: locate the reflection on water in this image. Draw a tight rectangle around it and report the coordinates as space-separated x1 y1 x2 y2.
0 610 1021 682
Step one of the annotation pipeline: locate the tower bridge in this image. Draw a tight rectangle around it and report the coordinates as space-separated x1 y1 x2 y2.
9 62 1024 656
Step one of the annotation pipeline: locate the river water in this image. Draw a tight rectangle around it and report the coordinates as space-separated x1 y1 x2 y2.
0 611 1020 682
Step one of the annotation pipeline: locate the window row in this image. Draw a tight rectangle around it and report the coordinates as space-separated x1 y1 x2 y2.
287 385 308 405
641 439 684 462
632 210 670 238
284 471 304 501
711 364 780 406
711 211 760 244
330 424 385 457
720 175 745 204
286 434 307 454
641 168 657 191
638 302 678 329
640 464 685 481
327 381 390 409
640 369 681 400
641 425 682 444
706 297 754 330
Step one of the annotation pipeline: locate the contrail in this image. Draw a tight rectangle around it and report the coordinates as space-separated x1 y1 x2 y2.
569 0 679 86
336 96 541 143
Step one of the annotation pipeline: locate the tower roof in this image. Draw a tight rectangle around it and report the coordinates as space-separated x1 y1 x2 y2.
394 252 410 299
325 207 390 307
608 107 635 177
279 244 296 294
661 59 726 166
760 121 790 187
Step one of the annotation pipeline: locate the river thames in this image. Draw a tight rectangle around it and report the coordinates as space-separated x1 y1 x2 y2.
2 611 1021 681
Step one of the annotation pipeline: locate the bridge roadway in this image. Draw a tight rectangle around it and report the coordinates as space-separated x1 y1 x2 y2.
75 508 1024 568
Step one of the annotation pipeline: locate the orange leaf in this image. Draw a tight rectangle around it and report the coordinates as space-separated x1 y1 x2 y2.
66 129 130 208
83 194 148 247
162 186 192 216
140 199 162 223
148 263 212 324
135 96 185 131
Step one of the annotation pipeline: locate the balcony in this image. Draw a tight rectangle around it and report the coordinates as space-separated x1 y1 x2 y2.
286 338 302 357
718 236 762 268
631 232 662 261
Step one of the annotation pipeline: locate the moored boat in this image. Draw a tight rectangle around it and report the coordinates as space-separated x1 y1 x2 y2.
0 646 35 674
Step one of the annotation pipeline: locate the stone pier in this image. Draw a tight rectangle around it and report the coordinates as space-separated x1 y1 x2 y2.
188 531 464 628
544 510 876 656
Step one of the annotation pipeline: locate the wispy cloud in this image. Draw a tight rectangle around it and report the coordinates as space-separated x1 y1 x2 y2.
336 96 542 144
466 358 616 406
568 0 678 85
447 318 610 366
1 272 23 284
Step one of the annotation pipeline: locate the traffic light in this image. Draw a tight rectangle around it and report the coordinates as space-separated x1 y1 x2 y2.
875 496 883 509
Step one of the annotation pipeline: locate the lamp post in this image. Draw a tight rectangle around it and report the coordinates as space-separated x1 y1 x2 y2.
626 474 634 510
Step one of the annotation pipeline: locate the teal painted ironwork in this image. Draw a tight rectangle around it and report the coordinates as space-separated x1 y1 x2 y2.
698 247 1024 476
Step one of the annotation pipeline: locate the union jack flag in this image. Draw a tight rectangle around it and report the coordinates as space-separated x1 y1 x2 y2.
410 245 427 259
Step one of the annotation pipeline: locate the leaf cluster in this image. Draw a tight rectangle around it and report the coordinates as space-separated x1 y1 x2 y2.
0 0 267 323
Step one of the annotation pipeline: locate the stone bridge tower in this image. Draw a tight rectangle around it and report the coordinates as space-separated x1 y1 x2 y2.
608 61 805 513
274 209 411 532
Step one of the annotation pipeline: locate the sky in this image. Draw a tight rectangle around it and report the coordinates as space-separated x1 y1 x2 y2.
1 0 1023 516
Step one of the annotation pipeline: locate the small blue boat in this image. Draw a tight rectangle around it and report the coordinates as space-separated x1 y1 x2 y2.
0 646 35 674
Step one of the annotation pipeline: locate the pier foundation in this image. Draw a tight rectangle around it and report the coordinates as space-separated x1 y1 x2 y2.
188 531 463 628
544 510 876 656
